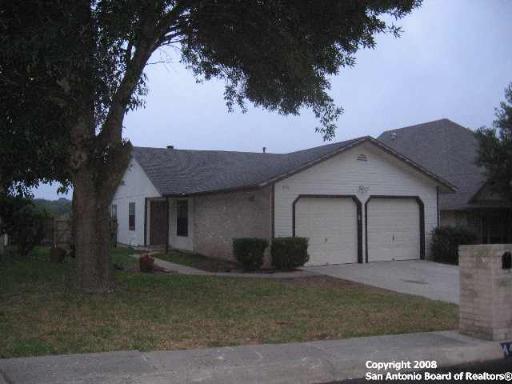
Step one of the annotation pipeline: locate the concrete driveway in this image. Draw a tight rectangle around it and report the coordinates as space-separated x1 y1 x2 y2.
304 260 459 304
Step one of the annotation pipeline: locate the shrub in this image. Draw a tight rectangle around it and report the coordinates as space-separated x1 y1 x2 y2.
271 237 309 270
139 254 154 273
0 195 46 257
431 226 477 265
232 238 268 271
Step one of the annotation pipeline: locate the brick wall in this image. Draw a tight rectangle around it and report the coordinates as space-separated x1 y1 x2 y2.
459 244 512 340
193 187 273 264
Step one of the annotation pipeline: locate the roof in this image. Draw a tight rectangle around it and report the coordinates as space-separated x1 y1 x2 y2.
378 119 488 210
132 136 454 197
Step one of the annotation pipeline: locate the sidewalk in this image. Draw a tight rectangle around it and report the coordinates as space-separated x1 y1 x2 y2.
0 331 504 384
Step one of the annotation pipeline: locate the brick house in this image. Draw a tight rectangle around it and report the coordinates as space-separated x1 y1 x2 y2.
111 133 455 266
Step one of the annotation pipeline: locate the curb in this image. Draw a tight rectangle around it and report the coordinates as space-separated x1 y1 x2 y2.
0 332 505 384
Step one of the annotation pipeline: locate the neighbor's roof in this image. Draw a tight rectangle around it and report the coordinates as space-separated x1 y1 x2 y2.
132 136 455 197
378 119 487 210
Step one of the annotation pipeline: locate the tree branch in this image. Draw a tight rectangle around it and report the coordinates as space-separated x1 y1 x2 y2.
98 2 189 146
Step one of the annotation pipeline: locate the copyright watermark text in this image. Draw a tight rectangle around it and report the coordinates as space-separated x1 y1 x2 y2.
364 360 512 381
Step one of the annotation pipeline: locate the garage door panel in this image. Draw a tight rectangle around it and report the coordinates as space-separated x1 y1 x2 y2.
295 197 358 265
367 198 420 261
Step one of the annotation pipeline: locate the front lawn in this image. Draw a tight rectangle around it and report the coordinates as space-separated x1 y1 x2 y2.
0 247 458 358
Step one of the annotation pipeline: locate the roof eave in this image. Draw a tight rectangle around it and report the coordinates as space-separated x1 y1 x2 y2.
163 184 263 198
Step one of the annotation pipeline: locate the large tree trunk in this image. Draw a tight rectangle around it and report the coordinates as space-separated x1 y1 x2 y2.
72 144 131 293
73 167 112 292
70 104 131 293
67 0 154 293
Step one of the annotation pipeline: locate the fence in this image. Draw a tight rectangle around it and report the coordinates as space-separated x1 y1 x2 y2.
41 216 72 249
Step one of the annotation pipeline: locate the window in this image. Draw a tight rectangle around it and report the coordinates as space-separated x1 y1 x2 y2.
129 202 135 230
176 200 188 237
111 204 117 220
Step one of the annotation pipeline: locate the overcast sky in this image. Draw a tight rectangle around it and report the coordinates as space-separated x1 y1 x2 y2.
35 0 512 199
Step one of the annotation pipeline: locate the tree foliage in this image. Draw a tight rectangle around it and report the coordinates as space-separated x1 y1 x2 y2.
0 0 81 195
178 1 419 139
476 83 512 202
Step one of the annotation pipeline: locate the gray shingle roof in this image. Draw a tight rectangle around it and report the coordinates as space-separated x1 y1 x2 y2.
133 137 362 196
132 135 455 197
378 119 486 210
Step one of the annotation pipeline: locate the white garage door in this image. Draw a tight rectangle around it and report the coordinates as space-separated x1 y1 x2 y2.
295 197 358 265
367 198 421 261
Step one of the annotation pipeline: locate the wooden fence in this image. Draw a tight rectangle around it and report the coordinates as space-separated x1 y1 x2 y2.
41 217 72 248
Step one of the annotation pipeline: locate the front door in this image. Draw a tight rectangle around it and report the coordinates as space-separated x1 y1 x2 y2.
150 200 168 246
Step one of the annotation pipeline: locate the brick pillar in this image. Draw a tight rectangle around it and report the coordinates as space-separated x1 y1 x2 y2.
459 244 512 340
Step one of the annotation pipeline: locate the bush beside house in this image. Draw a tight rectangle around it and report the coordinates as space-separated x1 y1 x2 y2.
431 226 477 265
232 238 268 271
271 237 309 270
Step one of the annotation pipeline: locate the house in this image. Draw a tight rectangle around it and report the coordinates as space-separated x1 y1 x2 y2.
379 119 512 244
111 135 455 266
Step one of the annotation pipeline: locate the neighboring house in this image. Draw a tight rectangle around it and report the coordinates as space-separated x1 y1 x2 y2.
379 119 512 244
111 136 454 266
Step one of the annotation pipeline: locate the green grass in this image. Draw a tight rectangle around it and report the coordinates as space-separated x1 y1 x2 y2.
154 249 238 272
0 247 458 358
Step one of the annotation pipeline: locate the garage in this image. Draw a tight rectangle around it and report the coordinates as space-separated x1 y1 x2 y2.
294 196 360 265
366 197 424 262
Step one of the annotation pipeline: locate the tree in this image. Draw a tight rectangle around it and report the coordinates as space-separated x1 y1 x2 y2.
0 1 75 196
0 195 47 257
2 0 420 292
476 83 512 202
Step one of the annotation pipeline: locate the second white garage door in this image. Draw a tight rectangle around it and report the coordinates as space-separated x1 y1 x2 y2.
295 197 358 265
366 198 421 262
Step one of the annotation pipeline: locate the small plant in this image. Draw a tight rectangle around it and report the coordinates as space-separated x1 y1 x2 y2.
139 254 154 273
431 226 477 265
271 237 309 270
232 238 268 271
